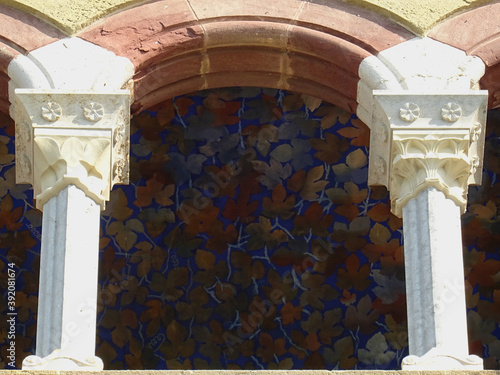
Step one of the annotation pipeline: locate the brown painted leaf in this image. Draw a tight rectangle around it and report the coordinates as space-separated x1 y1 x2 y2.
0 195 22 231
302 94 322 112
268 358 294 369
206 222 239 254
346 148 367 169
138 207 175 238
107 219 144 251
200 94 241 126
132 111 169 141
304 351 325 369
343 294 380 334
125 338 144 369
150 269 188 301
309 133 349 164
140 299 174 337
253 159 293 189
222 193 259 224
282 92 305 112
323 336 358 369
134 179 175 207
120 276 149 305
262 184 296 219
243 124 278 156
245 216 288 251
263 269 298 302
367 202 391 222
194 249 228 286
336 254 372 290
337 118 370 147
293 202 333 237
1 230 37 265
369 223 391 245
301 166 329 200
256 332 286 362
300 309 342 343
300 272 339 310
331 218 370 253
230 251 266 288
183 204 220 236
201 165 238 197
129 241 167 277
173 97 194 117
161 321 196 359
281 302 303 325
384 315 408 350
313 103 352 129
97 342 119 369
163 227 203 258
467 252 500 288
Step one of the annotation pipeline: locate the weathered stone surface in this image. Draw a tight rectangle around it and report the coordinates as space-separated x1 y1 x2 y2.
287 26 371 76
202 20 288 50
78 0 202 71
132 75 206 114
187 0 305 21
297 0 413 53
427 2 500 109
0 0 144 35
347 0 494 36
288 52 359 101
133 52 204 105
428 2 500 67
0 3 64 51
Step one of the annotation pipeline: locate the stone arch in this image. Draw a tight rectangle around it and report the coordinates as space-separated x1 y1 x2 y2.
77 0 414 114
428 1 500 109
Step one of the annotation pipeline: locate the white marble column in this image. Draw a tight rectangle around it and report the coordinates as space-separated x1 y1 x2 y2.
370 91 487 370
401 187 481 369
28 186 102 368
14 90 130 370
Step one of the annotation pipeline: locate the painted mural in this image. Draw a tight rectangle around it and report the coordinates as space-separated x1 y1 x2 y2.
0 87 499 369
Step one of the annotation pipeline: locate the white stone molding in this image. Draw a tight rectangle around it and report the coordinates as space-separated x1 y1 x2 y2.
357 37 488 370
402 348 483 371
14 89 130 210
8 37 134 89
23 349 104 371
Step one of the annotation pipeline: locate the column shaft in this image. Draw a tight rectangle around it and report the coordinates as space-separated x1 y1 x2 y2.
402 187 468 357
37 185 101 358
24 185 103 369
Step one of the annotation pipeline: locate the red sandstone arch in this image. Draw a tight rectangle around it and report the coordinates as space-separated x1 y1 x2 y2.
5 0 500 117
77 0 413 114
0 4 65 113
429 2 500 109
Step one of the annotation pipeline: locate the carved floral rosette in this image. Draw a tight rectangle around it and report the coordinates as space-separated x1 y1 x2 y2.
14 89 130 210
371 91 488 217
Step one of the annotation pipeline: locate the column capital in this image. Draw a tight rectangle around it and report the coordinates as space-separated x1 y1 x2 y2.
371 91 488 217
14 89 130 210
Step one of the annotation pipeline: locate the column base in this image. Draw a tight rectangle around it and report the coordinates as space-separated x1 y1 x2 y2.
22 349 104 370
402 348 483 370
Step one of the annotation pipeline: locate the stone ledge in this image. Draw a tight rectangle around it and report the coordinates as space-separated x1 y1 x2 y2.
2 371 500 375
